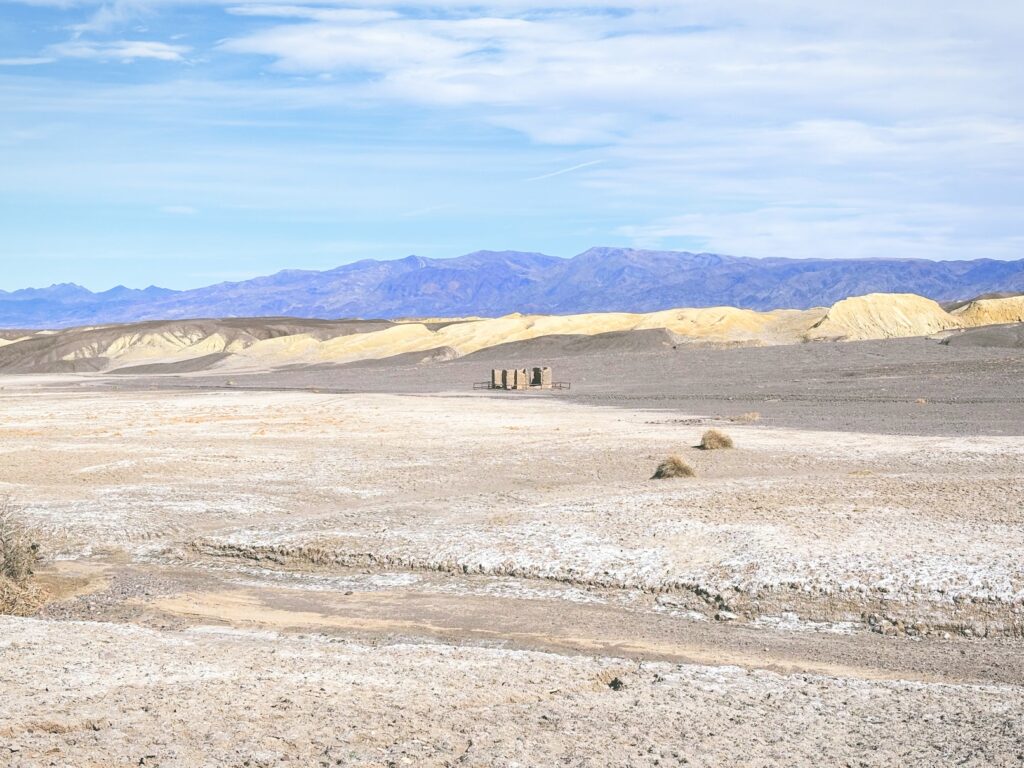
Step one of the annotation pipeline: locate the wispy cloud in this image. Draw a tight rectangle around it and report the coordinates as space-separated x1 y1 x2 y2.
46 38 188 61
0 57 56 66
159 205 198 215
616 202 1024 262
524 160 604 182
47 40 190 62
68 0 151 36
226 5 401 23
1 0 1022 289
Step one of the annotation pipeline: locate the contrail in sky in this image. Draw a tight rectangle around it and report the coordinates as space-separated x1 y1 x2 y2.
524 160 604 182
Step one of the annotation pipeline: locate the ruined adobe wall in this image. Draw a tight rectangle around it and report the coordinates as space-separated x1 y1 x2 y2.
490 367 552 389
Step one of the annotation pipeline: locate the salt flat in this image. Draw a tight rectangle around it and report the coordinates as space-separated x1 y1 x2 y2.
0 374 1022 765
3 615 1023 767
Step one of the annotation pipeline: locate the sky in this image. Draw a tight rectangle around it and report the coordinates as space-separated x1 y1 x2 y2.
1 1 1023 290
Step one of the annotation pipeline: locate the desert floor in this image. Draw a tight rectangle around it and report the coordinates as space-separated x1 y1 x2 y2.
1 348 1023 766
105 336 1024 435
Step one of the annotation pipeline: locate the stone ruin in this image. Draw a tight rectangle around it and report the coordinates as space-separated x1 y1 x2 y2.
490 366 553 390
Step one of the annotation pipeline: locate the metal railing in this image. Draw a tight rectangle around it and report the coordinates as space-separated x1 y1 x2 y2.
473 382 571 391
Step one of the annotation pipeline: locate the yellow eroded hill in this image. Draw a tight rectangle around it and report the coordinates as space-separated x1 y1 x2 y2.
952 296 1024 327
5 292 1023 374
225 306 830 368
804 294 961 341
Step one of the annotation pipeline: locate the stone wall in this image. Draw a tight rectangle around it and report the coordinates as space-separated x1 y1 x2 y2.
489 367 553 389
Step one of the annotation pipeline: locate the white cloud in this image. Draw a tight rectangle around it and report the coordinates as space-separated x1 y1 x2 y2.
220 20 482 72
214 4 1022 133
617 203 1024 262
69 1 144 35
225 5 400 22
3 0 1023 264
0 57 56 65
47 39 190 61
159 205 198 214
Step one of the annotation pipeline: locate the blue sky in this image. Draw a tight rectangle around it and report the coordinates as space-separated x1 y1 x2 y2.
1 1 1022 290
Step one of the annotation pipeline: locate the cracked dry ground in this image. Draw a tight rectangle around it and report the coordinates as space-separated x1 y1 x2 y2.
1 383 1022 766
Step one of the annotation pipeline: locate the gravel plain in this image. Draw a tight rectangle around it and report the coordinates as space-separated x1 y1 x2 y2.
0 343 1022 765
96 334 1024 435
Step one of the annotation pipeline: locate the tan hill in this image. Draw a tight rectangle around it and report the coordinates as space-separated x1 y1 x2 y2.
804 294 962 341
951 296 1024 327
0 318 392 373
221 306 827 371
0 293 1021 375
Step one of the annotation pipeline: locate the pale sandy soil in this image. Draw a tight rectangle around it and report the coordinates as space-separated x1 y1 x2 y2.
1 380 1023 766
3 615 1023 768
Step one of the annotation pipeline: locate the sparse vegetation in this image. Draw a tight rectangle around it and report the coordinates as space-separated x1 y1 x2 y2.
0 496 43 615
732 411 761 423
699 429 734 450
651 455 696 479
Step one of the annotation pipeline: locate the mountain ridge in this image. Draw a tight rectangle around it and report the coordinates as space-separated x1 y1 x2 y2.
3 248 1024 329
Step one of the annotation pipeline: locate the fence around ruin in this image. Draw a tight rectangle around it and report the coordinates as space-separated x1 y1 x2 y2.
474 366 570 391
473 380 571 391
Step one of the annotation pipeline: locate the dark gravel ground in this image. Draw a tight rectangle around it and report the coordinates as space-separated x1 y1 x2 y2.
91 336 1024 436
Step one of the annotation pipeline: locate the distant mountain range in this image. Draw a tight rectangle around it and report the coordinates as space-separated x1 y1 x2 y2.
3 248 1024 329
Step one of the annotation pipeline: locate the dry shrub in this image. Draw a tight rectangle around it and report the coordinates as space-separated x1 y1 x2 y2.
651 455 696 479
732 411 761 423
699 429 734 450
0 496 43 615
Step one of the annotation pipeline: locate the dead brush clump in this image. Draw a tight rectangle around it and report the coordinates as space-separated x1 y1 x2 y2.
651 455 696 479
731 411 761 423
699 429 734 450
0 496 44 615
